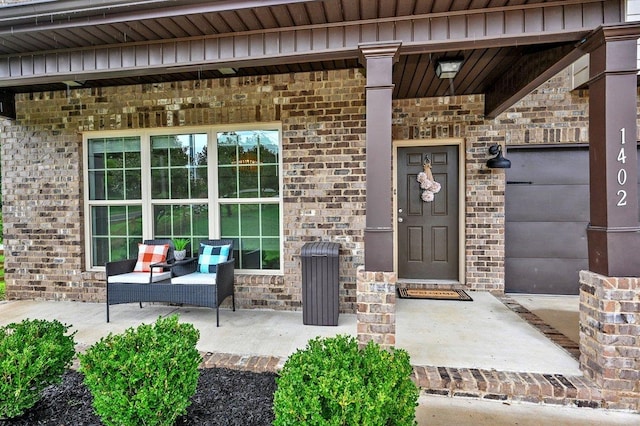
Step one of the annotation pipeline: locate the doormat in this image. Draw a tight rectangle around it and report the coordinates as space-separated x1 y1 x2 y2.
397 288 473 301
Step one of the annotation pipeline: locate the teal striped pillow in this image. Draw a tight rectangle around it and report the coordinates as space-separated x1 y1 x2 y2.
198 244 231 273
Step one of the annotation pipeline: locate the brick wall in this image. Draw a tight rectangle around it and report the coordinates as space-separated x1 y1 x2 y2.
1 106 86 301
1 70 367 312
0 66 616 307
494 72 590 146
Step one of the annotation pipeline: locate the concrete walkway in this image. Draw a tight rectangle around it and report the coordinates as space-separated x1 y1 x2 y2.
415 394 638 425
0 298 638 425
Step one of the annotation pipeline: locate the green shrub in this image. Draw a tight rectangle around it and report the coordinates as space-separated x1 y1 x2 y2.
0 319 76 419
273 335 419 426
79 315 201 426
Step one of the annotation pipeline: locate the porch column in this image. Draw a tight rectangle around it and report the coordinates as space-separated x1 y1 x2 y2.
359 42 400 272
585 25 640 277
357 42 400 349
579 24 640 411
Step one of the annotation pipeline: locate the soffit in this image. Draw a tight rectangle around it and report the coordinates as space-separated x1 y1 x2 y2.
0 0 625 116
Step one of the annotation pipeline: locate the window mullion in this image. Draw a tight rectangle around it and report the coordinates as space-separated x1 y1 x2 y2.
141 132 154 239
209 129 220 239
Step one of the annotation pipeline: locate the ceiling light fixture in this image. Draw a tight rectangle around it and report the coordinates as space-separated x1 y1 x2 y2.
218 68 237 75
435 58 464 79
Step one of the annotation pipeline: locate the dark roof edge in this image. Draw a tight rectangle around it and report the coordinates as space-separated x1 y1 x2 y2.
0 0 312 25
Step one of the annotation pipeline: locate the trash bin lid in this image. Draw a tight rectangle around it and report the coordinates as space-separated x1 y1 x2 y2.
301 241 340 257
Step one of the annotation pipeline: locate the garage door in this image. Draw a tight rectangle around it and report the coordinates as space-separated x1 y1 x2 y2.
505 146 640 295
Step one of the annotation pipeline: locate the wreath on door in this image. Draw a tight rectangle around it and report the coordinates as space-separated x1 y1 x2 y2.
416 159 441 202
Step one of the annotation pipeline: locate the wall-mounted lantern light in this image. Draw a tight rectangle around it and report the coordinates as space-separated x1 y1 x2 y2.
435 58 464 79
487 144 511 169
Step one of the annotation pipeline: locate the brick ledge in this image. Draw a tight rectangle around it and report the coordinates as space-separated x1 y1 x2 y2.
199 351 602 408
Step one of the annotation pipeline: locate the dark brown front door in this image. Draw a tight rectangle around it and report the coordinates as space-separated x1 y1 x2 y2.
397 146 459 280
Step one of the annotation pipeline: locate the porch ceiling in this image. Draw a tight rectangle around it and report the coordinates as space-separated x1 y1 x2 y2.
0 0 625 118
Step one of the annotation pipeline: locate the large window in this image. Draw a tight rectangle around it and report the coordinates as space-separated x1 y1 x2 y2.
217 131 280 269
84 127 282 272
150 134 210 257
87 136 143 264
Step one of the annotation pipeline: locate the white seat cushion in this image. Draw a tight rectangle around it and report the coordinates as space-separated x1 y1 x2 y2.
171 272 217 285
107 271 172 284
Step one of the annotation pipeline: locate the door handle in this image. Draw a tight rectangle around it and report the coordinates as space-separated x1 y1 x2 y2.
398 217 404 223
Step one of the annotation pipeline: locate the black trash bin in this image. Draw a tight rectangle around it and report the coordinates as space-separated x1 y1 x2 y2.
301 242 340 326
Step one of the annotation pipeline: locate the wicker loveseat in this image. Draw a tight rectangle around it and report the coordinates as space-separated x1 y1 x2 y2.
105 239 236 327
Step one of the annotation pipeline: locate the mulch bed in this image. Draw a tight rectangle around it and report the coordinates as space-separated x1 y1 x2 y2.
0 368 278 426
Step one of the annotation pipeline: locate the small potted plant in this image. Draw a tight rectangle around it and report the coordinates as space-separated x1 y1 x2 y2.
172 238 190 261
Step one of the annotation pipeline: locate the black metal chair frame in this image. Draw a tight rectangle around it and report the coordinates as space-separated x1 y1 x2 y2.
105 239 236 327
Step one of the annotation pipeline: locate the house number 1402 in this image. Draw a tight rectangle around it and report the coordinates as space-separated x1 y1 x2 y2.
617 128 627 207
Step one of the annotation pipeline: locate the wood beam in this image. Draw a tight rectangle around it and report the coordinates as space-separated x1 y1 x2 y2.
484 43 584 119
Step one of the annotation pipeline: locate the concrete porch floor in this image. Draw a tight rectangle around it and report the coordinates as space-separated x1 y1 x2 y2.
0 292 637 425
0 292 579 372
396 291 581 375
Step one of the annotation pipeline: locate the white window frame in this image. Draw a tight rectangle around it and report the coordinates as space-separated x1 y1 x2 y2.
82 123 283 274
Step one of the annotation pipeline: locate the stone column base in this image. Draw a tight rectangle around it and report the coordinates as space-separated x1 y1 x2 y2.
579 270 640 411
356 266 396 349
